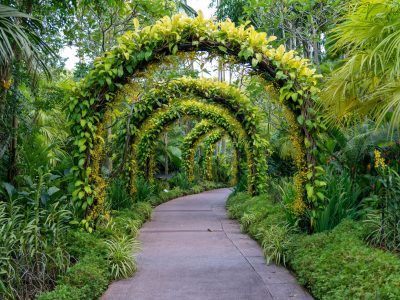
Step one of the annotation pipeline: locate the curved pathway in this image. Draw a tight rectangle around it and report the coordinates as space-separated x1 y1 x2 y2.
102 188 313 300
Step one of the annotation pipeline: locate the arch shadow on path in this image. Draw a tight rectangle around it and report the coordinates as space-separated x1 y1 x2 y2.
101 188 313 300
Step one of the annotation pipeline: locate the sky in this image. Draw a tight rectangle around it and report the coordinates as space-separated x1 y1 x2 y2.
61 0 215 70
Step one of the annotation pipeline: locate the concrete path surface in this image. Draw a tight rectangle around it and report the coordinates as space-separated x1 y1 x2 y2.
101 188 313 300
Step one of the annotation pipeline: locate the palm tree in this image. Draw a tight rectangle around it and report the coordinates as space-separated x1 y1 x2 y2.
0 4 51 183
322 0 400 133
0 4 50 81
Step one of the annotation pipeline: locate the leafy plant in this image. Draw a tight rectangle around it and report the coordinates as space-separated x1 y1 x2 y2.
107 177 132 210
105 236 141 280
133 176 154 202
258 224 292 266
313 166 362 233
0 172 72 299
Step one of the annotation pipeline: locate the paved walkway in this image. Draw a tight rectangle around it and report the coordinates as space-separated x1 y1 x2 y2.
101 188 313 300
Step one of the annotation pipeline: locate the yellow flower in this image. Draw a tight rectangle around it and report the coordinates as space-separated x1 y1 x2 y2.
2 79 12 90
374 149 386 169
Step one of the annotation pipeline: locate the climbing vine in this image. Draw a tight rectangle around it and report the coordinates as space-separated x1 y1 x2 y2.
203 129 227 181
181 120 238 183
69 13 324 224
132 100 250 190
181 120 218 182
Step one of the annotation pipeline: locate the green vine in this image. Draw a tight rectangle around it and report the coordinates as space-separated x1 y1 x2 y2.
68 13 323 225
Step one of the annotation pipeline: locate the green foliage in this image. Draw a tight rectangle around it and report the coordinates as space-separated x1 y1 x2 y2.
323 0 400 131
313 166 361 233
37 196 153 300
364 164 400 252
107 177 132 210
168 172 191 190
258 224 292 266
134 99 252 191
133 176 155 202
228 192 400 300
0 4 52 73
181 119 217 181
290 220 400 300
134 201 153 221
69 13 320 220
58 256 108 300
0 174 71 300
105 236 140 280
37 284 83 300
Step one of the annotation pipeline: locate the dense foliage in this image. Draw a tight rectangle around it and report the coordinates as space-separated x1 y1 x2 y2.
1 0 400 299
227 192 400 299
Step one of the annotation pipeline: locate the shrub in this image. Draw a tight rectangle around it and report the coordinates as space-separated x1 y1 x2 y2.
134 201 153 221
37 285 82 300
168 172 191 189
106 236 140 280
290 220 400 300
107 177 132 210
133 176 154 202
227 192 400 300
0 177 72 300
258 224 292 266
313 167 361 233
58 256 108 300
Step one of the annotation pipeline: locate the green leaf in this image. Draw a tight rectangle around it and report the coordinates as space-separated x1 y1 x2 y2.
218 45 227 53
172 44 178 54
48 186 60 196
297 115 304 125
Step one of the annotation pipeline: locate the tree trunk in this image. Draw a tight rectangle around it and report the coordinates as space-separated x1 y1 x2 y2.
105 124 113 173
164 132 168 176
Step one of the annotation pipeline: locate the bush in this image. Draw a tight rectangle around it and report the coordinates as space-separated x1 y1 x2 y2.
227 192 400 300
0 177 72 300
37 285 82 300
168 172 191 189
133 176 154 202
107 177 132 210
290 220 400 300
313 167 361 233
58 256 108 299
37 195 154 300
258 224 292 266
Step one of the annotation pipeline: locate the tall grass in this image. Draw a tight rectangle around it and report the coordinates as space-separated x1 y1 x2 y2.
0 171 72 299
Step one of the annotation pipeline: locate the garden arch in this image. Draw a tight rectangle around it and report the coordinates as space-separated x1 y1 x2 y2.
114 76 269 190
131 100 250 191
202 128 232 182
69 14 323 224
181 119 238 184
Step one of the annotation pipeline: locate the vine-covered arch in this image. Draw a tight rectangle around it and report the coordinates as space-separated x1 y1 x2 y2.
69 13 323 223
181 120 238 184
203 129 228 181
132 100 250 190
119 76 269 194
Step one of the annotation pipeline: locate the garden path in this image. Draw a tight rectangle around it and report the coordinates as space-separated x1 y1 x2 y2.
101 188 313 300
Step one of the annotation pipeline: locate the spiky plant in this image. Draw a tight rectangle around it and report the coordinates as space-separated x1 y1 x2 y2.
322 0 400 133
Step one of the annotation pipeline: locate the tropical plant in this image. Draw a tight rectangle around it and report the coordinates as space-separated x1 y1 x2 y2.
322 0 400 132
0 4 50 73
0 171 72 299
257 224 292 266
105 236 141 280
107 177 132 210
313 166 362 233
364 153 400 252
